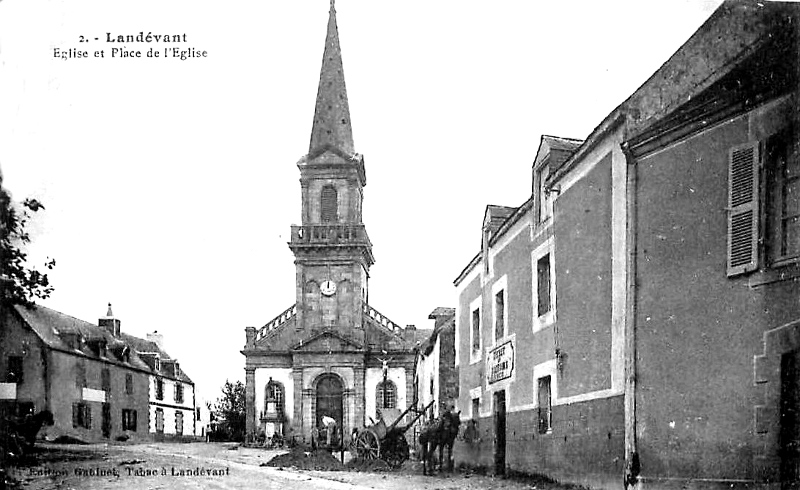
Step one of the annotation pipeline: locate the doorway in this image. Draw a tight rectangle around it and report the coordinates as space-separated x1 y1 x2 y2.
494 390 506 476
781 350 800 487
315 374 344 434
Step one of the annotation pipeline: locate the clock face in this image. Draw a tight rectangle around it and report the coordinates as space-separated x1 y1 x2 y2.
320 280 337 296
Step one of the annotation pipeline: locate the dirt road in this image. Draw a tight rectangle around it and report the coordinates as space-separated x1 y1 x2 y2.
5 442 577 490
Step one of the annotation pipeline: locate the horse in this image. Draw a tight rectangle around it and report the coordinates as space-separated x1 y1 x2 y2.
2 409 54 461
418 409 461 475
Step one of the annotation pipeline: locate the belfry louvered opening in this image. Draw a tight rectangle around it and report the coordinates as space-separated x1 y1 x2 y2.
321 185 338 222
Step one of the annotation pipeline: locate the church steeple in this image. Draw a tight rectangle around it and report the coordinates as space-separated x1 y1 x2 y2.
309 0 354 156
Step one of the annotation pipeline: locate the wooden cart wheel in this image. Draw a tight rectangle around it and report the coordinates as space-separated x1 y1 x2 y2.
355 429 381 460
381 432 409 469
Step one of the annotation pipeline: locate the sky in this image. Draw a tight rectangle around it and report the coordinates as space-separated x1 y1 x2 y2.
0 0 725 404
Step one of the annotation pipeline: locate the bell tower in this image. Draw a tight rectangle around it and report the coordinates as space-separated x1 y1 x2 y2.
288 0 373 342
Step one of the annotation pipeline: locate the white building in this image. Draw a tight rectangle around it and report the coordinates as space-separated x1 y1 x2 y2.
124 330 196 438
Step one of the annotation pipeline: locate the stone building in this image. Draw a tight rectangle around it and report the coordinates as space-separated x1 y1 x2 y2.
452 1 800 488
0 303 196 442
241 2 426 444
414 307 458 421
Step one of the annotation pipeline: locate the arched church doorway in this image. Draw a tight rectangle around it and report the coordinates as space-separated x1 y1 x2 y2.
315 374 344 432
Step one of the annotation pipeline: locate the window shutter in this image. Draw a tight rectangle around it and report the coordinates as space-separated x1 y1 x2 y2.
72 403 79 428
727 143 760 276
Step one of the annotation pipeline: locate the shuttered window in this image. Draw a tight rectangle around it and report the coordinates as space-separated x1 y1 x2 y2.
101 368 110 392
727 143 760 276
176 411 184 435
766 127 800 265
321 185 338 222
122 409 137 431
73 402 91 429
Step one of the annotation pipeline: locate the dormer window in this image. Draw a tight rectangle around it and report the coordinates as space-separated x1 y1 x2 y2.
88 339 106 357
61 332 81 350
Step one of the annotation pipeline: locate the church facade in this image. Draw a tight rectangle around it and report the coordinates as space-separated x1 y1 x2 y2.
241 3 424 445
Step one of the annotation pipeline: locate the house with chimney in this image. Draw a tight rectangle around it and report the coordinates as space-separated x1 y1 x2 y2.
453 1 800 488
122 329 196 440
0 303 196 442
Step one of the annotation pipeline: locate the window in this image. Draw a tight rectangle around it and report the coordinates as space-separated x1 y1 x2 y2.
6 356 23 384
537 254 552 317
536 164 552 223
537 376 552 434
174 383 184 404
494 290 505 341
101 368 110 392
125 374 133 395
376 380 396 411
72 402 91 429
155 408 164 433
766 127 800 265
265 380 284 417
75 363 87 389
471 308 481 354
175 411 184 436
122 409 137 431
321 185 338 222
156 378 164 400
471 398 480 421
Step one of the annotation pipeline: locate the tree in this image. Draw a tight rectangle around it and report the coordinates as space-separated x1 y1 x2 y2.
212 380 246 442
0 171 55 306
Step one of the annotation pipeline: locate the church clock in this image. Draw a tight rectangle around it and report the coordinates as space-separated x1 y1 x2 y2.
320 280 337 296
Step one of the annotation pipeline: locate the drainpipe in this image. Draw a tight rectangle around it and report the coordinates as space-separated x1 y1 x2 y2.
621 141 640 489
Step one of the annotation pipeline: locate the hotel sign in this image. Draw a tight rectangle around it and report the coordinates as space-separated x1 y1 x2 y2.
487 340 514 384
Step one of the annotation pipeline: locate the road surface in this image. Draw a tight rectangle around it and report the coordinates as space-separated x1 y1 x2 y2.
5 442 576 490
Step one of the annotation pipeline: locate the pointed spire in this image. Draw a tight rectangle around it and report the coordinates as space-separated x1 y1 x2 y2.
106 302 114 317
309 0 354 156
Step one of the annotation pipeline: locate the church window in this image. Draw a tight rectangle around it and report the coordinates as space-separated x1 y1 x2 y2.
376 380 396 412
321 185 338 222
265 380 285 417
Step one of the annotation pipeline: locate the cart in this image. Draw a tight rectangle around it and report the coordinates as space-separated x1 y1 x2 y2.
353 400 434 468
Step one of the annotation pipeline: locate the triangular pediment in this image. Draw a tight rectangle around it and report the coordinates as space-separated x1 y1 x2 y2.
292 330 363 353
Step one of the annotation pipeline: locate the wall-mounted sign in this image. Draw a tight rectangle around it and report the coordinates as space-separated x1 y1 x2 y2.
487 340 514 384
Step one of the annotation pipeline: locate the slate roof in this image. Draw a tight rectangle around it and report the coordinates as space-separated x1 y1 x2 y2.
541 135 583 152
12 304 193 384
485 205 517 222
419 307 456 356
121 332 193 384
309 1 354 156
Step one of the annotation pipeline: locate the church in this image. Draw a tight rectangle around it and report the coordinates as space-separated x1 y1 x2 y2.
241 2 426 444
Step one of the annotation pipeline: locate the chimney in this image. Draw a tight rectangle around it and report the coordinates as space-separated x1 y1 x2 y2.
147 331 164 351
98 302 121 337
